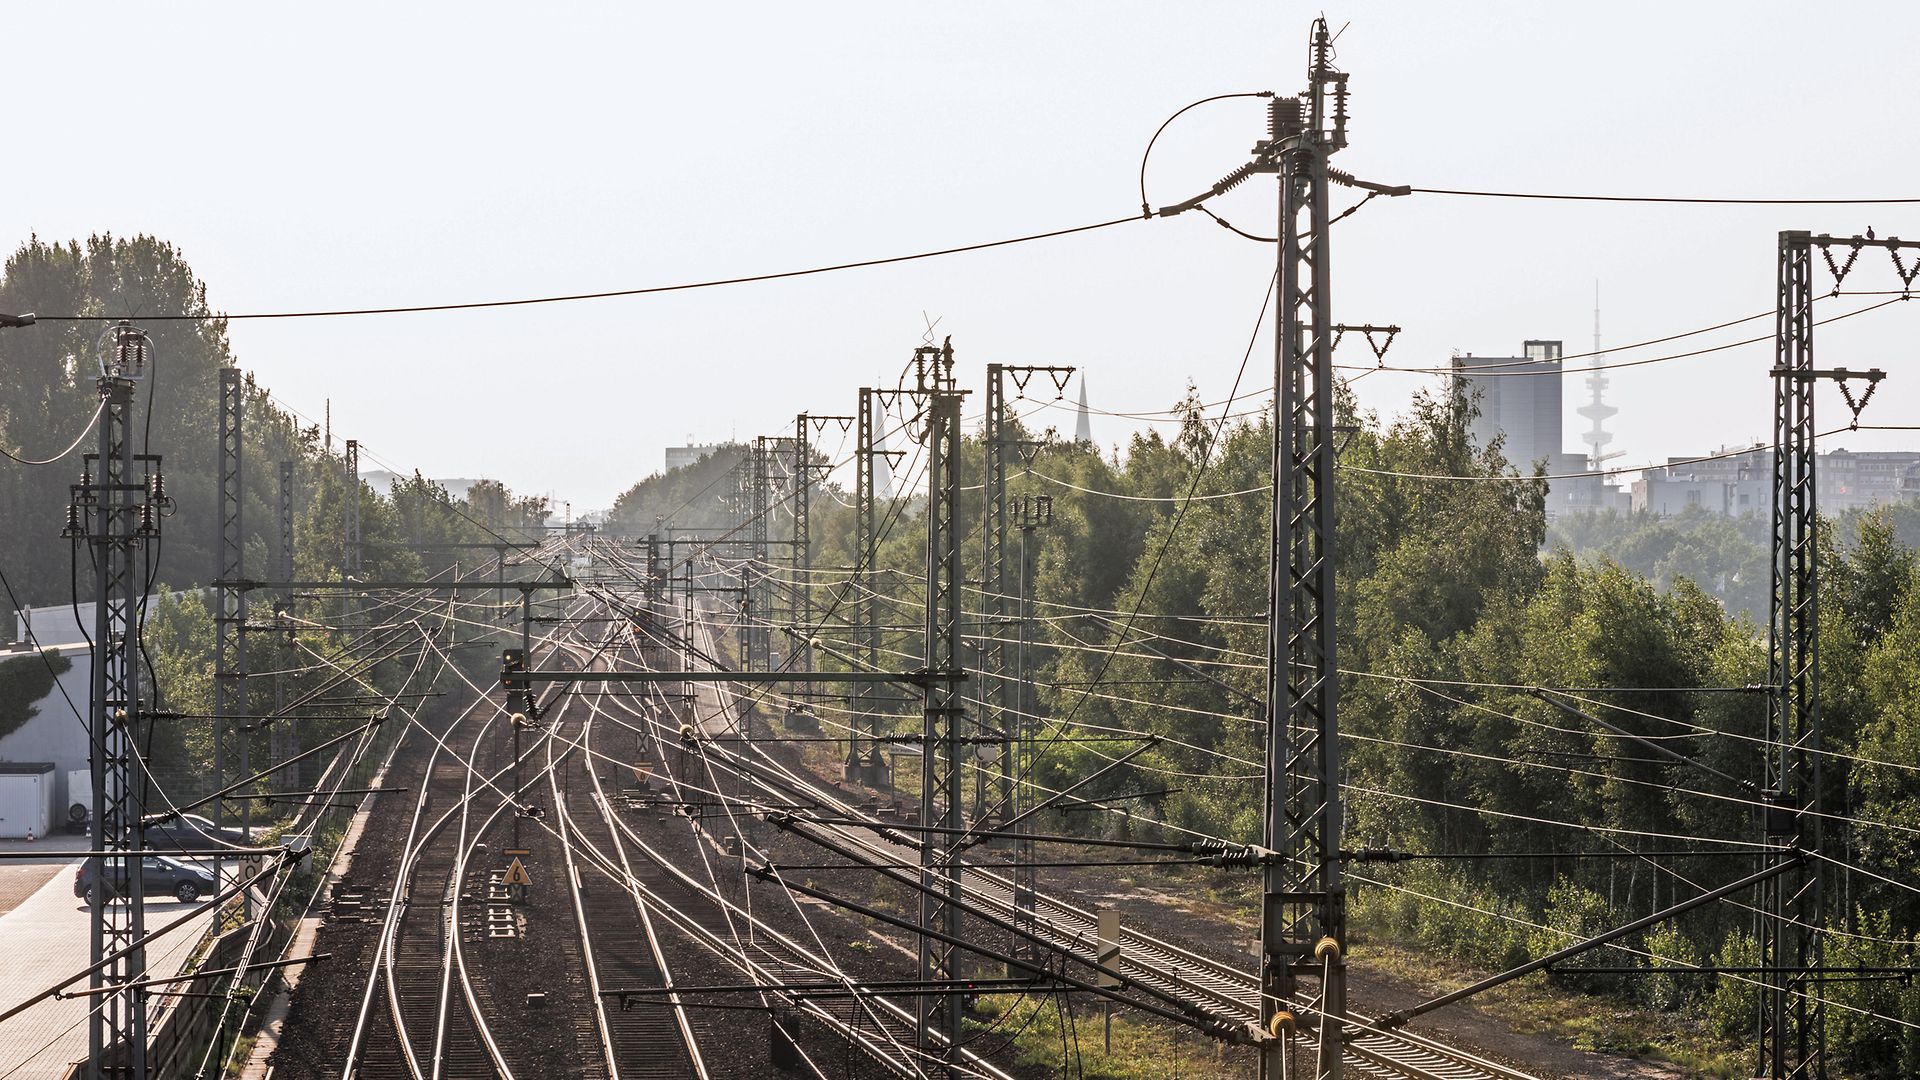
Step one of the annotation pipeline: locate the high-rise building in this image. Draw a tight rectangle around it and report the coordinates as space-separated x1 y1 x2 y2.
665 442 722 472
1074 378 1093 445
1453 340 1564 471
1454 338 1629 517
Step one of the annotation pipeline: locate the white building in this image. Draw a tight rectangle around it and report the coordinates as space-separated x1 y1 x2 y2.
1630 445 1920 517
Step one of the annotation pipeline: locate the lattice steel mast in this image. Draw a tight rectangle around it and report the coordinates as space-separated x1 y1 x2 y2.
69 322 160 1080
1263 21 1349 1077
215 368 248 842
1010 492 1052 966
850 387 882 782
1760 229 1892 1080
750 436 772 673
913 340 968 1067
792 415 813 699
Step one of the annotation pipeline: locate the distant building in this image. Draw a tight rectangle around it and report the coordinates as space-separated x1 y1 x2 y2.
1631 445 1769 516
1821 448 1920 511
1627 444 1920 517
1454 340 1626 517
665 444 722 473
1074 379 1093 445
1455 341 1566 472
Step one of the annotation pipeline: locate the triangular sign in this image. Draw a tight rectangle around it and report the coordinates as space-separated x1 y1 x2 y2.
503 857 532 887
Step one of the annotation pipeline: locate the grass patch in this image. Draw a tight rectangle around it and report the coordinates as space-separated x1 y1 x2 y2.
1355 937 1753 1078
970 993 1253 1079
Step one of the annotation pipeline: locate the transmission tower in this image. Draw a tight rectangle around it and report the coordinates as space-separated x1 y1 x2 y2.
1264 21 1350 1077
913 339 968 1066
67 322 160 1080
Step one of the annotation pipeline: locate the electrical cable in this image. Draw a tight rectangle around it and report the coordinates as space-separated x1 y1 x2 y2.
1407 187 1920 205
0 400 106 466
31 216 1143 323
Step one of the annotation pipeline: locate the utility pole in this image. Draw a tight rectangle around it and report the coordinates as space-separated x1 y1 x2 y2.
1265 22 1348 1077
1761 230 1892 1080
215 368 249 846
1009 492 1052 969
68 322 159 1080
913 339 967 1069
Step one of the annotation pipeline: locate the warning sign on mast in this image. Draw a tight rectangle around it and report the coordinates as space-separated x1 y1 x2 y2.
504 857 533 887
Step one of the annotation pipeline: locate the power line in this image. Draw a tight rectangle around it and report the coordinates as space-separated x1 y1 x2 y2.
0 400 106 466
1408 187 1920 205
1347 295 1908 378
28 216 1141 323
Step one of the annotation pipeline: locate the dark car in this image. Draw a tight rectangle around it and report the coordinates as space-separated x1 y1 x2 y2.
141 812 250 854
73 854 217 905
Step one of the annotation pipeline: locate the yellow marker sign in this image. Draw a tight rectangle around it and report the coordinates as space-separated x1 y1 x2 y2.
503 857 532 887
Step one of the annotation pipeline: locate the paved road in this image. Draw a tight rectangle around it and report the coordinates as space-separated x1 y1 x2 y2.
0 855 220 1078
0 835 90 919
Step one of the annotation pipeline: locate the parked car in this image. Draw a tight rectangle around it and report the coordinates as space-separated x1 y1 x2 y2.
141 812 250 853
73 854 217 905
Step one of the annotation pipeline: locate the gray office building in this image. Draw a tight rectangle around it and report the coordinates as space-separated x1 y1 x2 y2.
1453 340 1564 471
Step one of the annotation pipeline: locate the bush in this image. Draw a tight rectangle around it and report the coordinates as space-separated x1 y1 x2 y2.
1529 877 1621 993
1643 922 1705 1011
1704 931 1758 1039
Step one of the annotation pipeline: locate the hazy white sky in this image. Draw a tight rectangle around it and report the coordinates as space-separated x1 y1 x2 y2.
11 3 1920 508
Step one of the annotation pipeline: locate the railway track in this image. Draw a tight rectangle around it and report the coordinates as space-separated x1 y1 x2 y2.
551 635 1019 1079
339 590 585 1080
584 587 1543 1080
550 649 707 1080
335 681 510 1079
312 544 1542 1080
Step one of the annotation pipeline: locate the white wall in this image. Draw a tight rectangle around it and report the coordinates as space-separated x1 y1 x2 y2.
0 644 94 821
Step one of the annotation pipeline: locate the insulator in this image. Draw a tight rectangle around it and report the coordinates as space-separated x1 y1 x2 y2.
1212 161 1258 198
148 472 165 502
1330 73 1351 148
62 504 81 538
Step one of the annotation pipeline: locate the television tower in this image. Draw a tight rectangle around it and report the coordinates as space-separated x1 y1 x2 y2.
1577 282 1620 469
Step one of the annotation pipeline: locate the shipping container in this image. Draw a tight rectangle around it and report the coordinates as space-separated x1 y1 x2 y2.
0 763 57 839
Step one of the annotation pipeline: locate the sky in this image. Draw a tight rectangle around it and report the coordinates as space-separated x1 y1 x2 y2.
9 3 1920 511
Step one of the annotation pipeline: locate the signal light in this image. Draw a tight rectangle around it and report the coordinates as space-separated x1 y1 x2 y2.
500 648 530 691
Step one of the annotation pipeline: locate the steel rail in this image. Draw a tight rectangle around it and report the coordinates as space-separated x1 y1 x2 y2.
604 602 1542 1080
576 614 1014 1078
